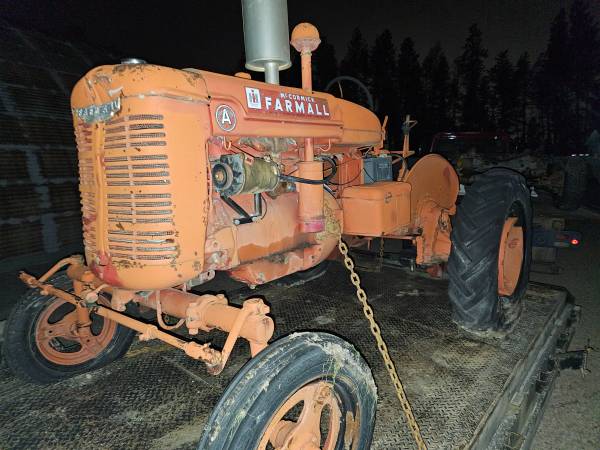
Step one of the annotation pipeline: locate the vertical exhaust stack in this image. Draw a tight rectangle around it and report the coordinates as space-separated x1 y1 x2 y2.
241 0 291 85
241 0 324 232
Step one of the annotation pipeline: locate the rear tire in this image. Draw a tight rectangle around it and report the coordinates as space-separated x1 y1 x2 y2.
198 332 376 450
3 273 135 384
448 169 532 333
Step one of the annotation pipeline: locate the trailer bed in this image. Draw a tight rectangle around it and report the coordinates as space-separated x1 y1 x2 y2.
0 262 577 449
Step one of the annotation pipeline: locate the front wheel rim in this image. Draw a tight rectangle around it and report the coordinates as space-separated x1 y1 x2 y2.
34 298 117 366
259 381 344 450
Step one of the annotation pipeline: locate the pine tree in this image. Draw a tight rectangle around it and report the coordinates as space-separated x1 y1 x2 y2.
514 53 531 144
422 43 451 135
448 67 460 128
456 24 488 130
489 50 516 132
396 38 423 126
568 0 600 144
478 73 492 129
339 28 370 105
537 8 571 149
531 53 551 149
532 3 600 151
370 30 398 144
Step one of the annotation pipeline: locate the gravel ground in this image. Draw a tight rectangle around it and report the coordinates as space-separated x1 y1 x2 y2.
530 206 600 449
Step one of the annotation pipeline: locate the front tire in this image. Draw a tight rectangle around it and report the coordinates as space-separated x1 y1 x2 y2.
198 332 377 450
3 273 135 384
448 169 532 334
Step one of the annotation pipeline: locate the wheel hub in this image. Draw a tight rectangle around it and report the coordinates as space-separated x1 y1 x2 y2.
498 217 524 296
260 381 343 450
35 298 117 366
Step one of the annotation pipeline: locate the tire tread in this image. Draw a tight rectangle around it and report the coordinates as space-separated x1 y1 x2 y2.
448 169 532 332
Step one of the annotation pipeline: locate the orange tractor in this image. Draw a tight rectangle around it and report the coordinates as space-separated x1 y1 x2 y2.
3 1 532 448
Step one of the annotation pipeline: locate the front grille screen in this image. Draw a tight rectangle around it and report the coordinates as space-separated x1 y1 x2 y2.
75 114 178 262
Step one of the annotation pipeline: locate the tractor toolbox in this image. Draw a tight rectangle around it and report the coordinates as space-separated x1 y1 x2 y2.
341 181 412 235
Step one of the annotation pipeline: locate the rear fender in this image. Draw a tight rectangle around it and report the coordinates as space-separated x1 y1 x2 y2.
404 154 459 228
404 154 458 265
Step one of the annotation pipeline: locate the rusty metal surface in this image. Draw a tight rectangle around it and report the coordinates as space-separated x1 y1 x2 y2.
0 263 565 449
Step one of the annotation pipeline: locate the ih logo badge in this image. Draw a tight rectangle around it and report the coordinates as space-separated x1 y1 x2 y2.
245 87 262 109
215 105 237 132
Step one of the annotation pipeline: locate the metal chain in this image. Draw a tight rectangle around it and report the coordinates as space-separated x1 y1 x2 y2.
338 236 428 450
378 236 385 272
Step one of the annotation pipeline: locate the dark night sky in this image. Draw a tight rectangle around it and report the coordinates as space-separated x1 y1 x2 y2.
2 0 600 77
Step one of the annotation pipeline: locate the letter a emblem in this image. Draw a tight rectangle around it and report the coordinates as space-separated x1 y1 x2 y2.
215 105 237 132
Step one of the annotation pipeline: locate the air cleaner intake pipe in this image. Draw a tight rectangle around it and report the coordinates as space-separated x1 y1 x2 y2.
241 0 291 84
291 22 324 232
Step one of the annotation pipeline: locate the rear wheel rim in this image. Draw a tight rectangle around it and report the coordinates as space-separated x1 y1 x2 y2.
259 381 343 450
498 217 524 296
34 298 117 366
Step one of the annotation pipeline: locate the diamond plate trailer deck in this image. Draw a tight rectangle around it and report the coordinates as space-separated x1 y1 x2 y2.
0 262 578 449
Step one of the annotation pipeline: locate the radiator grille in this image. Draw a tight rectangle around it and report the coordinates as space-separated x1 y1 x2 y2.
75 114 178 262
75 123 96 253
